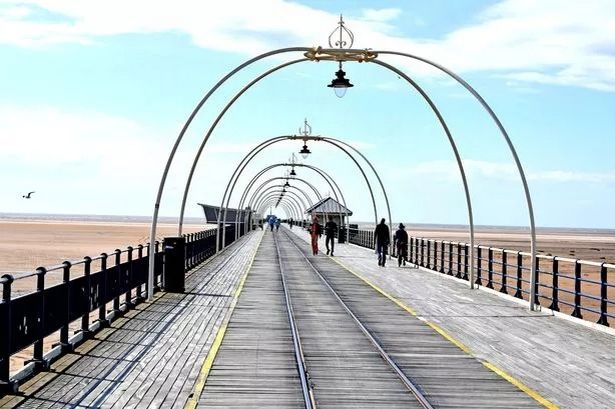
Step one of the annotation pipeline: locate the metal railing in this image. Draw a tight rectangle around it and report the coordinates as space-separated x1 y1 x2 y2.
0 224 242 392
348 228 614 327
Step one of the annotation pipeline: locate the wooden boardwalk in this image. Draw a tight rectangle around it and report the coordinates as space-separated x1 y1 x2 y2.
289 227 615 409
0 231 263 409
196 229 541 408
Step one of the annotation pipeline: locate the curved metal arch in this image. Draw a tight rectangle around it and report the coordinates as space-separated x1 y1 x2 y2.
148 46 310 300
217 136 378 249
259 197 298 221
373 50 536 305
238 176 322 237
252 186 310 214
258 198 296 221
258 198 297 222
250 184 314 210
255 191 304 220
178 58 309 234
220 162 349 251
369 60 476 288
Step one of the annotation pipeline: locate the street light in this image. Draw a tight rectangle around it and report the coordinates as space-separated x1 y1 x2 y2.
327 61 353 98
298 118 312 159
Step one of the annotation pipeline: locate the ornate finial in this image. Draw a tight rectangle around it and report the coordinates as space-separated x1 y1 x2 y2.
328 14 354 49
298 118 312 137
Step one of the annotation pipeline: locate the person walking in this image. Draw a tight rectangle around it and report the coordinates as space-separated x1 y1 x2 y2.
268 217 275 232
374 218 390 267
275 218 280 231
324 215 337 256
310 215 322 255
289 217 294 229
394 223 409 267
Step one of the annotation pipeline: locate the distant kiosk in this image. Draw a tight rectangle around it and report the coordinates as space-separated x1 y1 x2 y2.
305 196 352 227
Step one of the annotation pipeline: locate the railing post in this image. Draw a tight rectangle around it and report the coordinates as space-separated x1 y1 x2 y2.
534 256 541 306
447 242 453 275
487 248 494 289
476 246 483 285
426 240 431 269
548 258 560 312
113 249 121 314
571 260 583 319
136 245 144 302
419 238 425 267
439 241 445 273
456 243 462 279
154 241 161 292
463 244 469 280
59 261 72 351
433 240 438 271
500 252 508 294
1 274 16 394
514 252 523 298
31 267 46 368
81 257 92 337
598 263 609 326
409 237 414 264
125 246 134 309
98 252 109 327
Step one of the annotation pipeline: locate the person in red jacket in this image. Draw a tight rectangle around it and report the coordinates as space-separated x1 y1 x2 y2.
310 215 322 255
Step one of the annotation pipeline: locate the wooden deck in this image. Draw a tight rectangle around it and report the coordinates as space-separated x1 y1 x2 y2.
289 227 615 409
0 231 263 408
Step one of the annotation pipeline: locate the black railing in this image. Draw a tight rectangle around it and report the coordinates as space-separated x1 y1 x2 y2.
0 224 243 392
348 228 614 328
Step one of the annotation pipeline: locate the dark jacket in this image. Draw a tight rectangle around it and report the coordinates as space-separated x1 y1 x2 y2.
324 221 337 237
374 223 390 246
394 228 408 245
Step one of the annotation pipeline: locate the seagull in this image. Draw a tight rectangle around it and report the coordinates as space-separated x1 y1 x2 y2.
22 191 35 199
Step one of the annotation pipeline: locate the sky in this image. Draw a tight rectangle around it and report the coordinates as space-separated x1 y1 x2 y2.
1 0 614 228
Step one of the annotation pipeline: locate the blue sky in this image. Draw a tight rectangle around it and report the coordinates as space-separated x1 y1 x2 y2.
1 0 614 228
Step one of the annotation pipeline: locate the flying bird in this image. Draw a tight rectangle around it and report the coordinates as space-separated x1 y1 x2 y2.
22 191 35 199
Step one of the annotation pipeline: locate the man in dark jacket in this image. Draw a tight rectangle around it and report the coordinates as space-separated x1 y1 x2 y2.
394 223 409 267
374 218 390 267
324 215 337 256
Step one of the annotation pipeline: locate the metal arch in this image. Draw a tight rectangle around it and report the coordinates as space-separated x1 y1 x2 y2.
258 198 296 221
178 58 309 234
256 195 302 219
218 136 379 249
255 192 304 220
254 189 307 215
215 136 354 250
249 184 314 211
258 198 296 222
219 162 349 251
375 50 536 306
227 162 346 247
252 186 310 214
321 136 393 252
244 181 317 233
259 197 298 221
148 46 311 301
237 176 322 237
370 60 476 289
257 196 300 220
318 138 389 246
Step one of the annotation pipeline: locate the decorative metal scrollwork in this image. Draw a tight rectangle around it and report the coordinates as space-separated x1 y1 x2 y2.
328 14 354 49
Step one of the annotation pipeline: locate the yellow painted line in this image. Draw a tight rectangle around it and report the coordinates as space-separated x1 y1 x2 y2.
185 232 264 409
328 255 558 409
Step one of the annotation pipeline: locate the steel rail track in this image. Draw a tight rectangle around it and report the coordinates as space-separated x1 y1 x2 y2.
273 232 317 409
277 229 435 409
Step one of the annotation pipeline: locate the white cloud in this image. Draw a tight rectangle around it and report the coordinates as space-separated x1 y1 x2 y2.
0 0 614 91
399 159 615 184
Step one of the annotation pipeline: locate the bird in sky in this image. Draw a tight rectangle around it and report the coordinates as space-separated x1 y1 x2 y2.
22 191 35 199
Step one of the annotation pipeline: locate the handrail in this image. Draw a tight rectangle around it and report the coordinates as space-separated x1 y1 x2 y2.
347 227 614 327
